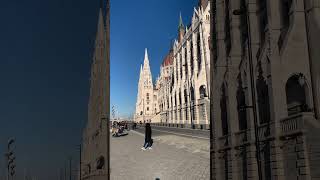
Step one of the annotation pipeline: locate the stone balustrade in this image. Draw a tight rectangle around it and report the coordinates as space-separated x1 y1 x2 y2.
280 112 314 137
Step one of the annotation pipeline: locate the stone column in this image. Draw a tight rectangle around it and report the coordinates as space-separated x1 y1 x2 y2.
192 32 199 77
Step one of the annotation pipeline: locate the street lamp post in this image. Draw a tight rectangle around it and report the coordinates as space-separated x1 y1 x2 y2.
233 4 263 180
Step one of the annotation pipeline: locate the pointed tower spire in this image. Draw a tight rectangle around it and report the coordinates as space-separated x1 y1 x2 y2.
178 12 184 30
143 48 150 70
178 12 185 42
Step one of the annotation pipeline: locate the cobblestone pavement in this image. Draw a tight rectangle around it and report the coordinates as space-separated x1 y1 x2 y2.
110 129 210 180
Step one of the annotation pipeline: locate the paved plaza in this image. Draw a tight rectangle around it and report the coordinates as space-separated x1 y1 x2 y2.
110 127 210 180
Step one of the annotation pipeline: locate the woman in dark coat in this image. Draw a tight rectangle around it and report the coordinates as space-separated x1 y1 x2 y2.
142 123 152 150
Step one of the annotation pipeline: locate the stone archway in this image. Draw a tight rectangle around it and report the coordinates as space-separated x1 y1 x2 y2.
285 73 311 116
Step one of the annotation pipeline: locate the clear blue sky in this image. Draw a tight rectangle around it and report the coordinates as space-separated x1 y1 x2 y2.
0 0 100 179
111 0 198 118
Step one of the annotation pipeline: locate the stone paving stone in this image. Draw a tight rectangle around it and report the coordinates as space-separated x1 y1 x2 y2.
110 130 210 180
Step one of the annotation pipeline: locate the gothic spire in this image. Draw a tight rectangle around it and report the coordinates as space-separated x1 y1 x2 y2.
178 12 184 31
143 48 150 70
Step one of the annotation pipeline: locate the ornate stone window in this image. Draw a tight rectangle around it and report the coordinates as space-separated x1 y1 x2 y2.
286 74 311 116
190 86 195 122
199 85 208 98
278 0 293 48
236 74 247 130
184 89 188 120
258 0 268 46
281 0 292 31
180 53 183 79
185 48 188 77
184 89 188 104
190 86 195 102
197 32 202 74
240 0 248 54
175 93 177 107
224 0 231 55
179 91 182 106
190 40 194 75
256 61 271 124
96 156 105 170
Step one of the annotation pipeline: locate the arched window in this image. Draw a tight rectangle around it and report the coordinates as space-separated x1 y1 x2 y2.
258 0 268 45
180 54 183 79
174 93 177 107
199 85 207 98
224 0 231 54
240 0 248 52
190 86 195 123
220 84 229 135
256 61 271 124
286 74 310 115
190 86 195 101
96 156 105 169
184 89 188 104
185 48 188 77
184 89 188 120
237 74 247 130
190 41 194 75
281 0 292 30
197 33 202 73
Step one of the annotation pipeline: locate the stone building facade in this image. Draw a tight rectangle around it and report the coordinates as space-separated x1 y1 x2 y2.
81 2 110 179
135 0 211 129
210 0 320 179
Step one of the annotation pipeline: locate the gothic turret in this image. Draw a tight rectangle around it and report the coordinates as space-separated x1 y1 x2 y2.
178 12 185 42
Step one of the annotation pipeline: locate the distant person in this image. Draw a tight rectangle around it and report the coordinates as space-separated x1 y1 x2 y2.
141 123 153 150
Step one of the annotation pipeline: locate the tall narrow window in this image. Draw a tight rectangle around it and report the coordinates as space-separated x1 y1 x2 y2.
190 86 195 123
190 41 194 75
180 54 183 79
200 85 207 99
176 57 179 81
175 93 177 107
184 89 188 121
184 89 188 105
179 91 182 106
220 84 229 135
258 0 268 45
190 86 195 102
286 74 309 116
263 142 272 180
256 62 271 124
237 74 247 130
240 0 248 54
185 48 188 77
197 33 202 74
224 0 231 55
281 0 292 31
278 0 292 48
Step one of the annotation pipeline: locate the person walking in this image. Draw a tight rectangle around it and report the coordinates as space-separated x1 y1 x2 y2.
141 123 152 150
